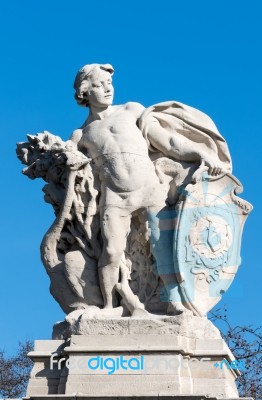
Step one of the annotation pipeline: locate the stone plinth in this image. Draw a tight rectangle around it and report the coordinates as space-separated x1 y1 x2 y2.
26 315 242 399
23 397 253 400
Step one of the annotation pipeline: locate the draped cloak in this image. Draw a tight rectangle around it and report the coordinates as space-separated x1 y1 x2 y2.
139 101 232 173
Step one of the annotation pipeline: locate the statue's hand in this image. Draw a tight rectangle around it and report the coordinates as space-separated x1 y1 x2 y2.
64 151 90 171
56 140 89 171
200 156 224 176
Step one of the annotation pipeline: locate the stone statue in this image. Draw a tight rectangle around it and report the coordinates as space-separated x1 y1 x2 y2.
17 63 252 322
19 64 253 399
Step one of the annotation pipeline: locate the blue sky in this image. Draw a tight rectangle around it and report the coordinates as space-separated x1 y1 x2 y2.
0 0 261 354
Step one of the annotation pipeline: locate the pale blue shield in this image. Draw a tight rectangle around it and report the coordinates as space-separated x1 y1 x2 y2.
172 172 252 316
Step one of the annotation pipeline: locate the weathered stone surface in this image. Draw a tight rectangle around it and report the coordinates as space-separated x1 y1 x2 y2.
17 63 253 399
24 393 254 400
24 397 253 400
53 313 221 341
17 63 252 321
27 328 239 399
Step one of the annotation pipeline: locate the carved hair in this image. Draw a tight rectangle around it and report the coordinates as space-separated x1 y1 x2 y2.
74 63 114 107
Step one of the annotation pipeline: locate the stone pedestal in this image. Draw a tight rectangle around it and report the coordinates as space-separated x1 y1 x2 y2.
25 315 247 399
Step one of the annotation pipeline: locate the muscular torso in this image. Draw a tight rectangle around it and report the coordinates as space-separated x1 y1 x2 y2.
78 103 160 193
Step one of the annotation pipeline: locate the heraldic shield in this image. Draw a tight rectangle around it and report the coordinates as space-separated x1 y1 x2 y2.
173 171 253 317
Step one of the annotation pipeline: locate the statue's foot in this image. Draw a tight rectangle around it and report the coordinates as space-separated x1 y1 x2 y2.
103 304 112 309
67 305 125 319
167 302 193 316
103 297 119 309
99 306 124 317
69 302 89 310
131 307 150 318
103 301 119 309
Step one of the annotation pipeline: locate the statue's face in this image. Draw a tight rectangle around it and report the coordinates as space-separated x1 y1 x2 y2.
87 69 114 108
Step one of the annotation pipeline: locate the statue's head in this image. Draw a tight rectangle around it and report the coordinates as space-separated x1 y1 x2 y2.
74 63 114 107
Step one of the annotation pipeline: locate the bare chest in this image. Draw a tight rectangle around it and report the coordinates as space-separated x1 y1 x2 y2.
80 111 147 158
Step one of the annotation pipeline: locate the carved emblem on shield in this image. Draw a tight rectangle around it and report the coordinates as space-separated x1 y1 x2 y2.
173 172 252 317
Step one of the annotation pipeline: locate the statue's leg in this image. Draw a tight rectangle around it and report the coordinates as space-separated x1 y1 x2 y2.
147 206 191 315
98 206 132 309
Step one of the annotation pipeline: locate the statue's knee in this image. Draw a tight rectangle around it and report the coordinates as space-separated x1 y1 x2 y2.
104 246 122 265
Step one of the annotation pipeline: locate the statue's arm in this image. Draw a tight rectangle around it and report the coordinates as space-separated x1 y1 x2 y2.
68 128 93 166
70 128 83 147
147 120 223 176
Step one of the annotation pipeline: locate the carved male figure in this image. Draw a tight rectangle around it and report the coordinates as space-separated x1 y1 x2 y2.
70 63 223 314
